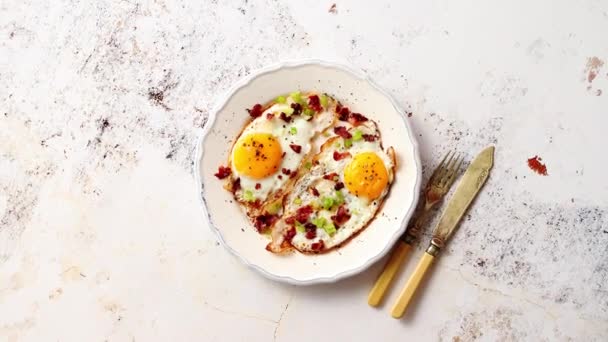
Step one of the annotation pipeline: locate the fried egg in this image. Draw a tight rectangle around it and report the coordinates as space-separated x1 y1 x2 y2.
267 120 396 253
222 92 337 224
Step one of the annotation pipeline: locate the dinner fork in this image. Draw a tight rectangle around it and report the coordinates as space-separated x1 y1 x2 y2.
368 151 463 306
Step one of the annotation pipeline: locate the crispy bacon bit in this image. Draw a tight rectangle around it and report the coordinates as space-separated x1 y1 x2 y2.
323 172 339 181
251 199 262 208
333 150 351 161
282 168 291 175
266 113 274 120
333 126 352 139
362 134 378 142
214 166 231 179
255 183 261 190
331 205 351 227
282 152 286 157
294 205 313 223
284 227 296 242
285 216 295 224
305 223 317 239
308 95 322 112
233 178 241 191
311 240 325 252
337 106 351 121
304 223 316 239
254 214 278 233
290 103 302 116
310 187 320 197
334 182 344 190
289 144 302 153
247 104 263 118
328 3 337 13
277 174 283 180
279 112 292 122
349 112 368 126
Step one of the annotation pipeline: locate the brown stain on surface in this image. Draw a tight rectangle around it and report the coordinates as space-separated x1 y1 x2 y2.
48 288 63 300
60 265 86 282
586 57 604 83
584 57 605 95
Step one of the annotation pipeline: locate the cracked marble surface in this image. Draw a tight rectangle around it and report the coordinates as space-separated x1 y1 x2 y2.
1 0 608 341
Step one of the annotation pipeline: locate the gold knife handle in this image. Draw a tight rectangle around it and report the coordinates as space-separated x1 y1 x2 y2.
391 251 435 318
367 241 412 307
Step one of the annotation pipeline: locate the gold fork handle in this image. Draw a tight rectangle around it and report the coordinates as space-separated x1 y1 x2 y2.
390 252 435 318
367 241 412 307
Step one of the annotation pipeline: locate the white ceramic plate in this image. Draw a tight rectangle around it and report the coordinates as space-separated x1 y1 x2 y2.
194 60 421 285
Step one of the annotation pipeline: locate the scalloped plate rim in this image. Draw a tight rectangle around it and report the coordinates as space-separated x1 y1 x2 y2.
193 59 422 285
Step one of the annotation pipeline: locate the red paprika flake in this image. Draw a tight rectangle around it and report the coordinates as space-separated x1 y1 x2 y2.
527 156 548 176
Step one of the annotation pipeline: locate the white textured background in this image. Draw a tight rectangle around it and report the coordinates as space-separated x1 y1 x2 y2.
1 0 607 341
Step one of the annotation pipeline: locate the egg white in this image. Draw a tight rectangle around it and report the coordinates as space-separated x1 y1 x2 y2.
230 98 335 204
285 121 395 251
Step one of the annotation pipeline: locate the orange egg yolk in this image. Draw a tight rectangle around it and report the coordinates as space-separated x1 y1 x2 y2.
344 152 389 200
233 133 283 179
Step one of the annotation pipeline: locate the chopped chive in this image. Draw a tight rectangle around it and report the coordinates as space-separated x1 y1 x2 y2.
320 94 328 108
276 95 286 104
283 107 294 116
267 201 282 214
243 190 254 202
312 217 327 228
294 197 302 205
304 161 312 169
289 127 297 135
334 191 345 205
323 221 336 236
295 221 305 233
303 108 315 116
344 138 353 148
352 129 363 141
290 91 302 104
321 197 334 210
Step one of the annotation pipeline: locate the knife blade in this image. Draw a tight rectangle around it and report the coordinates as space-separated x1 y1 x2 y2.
430 145 494 249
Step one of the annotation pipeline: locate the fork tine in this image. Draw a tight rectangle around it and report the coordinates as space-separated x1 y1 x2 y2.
445 154 464 187
438 151 455 183
430 150 451 181
440 153 460 186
